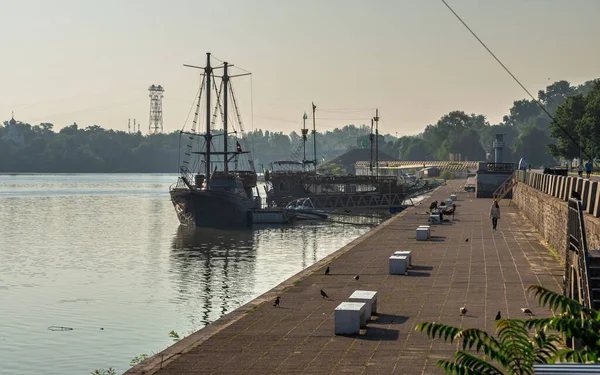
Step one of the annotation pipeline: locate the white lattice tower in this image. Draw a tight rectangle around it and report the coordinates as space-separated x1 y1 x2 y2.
148 85 164 134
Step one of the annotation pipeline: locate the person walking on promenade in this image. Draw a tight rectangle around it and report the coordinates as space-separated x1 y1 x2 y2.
490 200 501 231
578 163 583 177
585 160 593 179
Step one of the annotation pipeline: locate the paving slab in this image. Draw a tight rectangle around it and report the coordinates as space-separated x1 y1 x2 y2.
126 180 563 375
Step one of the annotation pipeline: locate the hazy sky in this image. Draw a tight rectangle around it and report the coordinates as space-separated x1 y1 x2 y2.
2 0 599 136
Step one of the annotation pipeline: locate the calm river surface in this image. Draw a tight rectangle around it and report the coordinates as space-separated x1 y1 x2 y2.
0 174 377 375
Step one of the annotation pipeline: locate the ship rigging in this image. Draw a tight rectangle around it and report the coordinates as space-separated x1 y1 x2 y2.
169 53 259 228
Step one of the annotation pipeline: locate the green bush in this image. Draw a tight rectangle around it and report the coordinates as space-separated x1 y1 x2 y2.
319 163 346 176
440 170 456 180
416 284 600 374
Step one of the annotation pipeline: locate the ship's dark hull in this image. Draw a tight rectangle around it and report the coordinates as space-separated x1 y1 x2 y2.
170 188 259 228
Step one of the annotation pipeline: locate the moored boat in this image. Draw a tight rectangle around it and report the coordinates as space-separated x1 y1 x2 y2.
169 53 260 228
263 106 410 210
285 198 329 220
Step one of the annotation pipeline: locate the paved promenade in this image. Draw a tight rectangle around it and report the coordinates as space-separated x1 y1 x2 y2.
128 180 563 375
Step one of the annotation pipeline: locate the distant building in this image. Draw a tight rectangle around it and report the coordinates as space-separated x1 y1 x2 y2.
448 153 462 162
3 112 25 146
419 166 440 178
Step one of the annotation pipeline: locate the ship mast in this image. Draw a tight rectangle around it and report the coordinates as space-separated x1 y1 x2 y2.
370 118 374 177
302 112 308 171
374 108 379 179
184 53 251 182
312 102 317 173
205 53 213 185
223 62 229 174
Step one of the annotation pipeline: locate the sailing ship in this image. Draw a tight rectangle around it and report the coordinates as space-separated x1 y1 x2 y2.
170 53 260 228
264 107 411 210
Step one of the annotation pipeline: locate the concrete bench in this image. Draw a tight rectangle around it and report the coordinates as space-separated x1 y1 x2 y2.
348 290 378 319
445 199 453 207
451 194 457 201
418 225 430 238
429 213 441 224
389 255 408 275
393 250 412 268
335 301 367 335
416 227 429 241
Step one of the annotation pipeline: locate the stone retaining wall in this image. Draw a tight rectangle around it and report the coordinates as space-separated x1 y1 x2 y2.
513 171 600 256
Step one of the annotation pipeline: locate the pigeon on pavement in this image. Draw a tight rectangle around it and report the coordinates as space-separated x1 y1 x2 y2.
521 308 534 316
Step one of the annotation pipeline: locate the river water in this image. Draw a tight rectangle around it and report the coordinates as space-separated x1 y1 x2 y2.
0 174 378 375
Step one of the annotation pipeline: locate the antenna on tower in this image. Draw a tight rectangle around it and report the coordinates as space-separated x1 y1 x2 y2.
148 85 164 134
128 118 131 133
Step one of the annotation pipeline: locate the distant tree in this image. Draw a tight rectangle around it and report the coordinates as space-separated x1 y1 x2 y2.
580 81 600 161
396 136 419 160
443 128 486 161
2 77 599 173
503 99 540 128
538 80 576 114
575 79 598 96
549 94 586 161
513 125 556 167
403 138 434 160
59 123 79 135
423 111 488 160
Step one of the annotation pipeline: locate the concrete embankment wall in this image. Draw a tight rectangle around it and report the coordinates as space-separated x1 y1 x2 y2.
513 170 600 257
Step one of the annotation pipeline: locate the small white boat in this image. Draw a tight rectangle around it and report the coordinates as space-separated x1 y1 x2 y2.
285 198 328 220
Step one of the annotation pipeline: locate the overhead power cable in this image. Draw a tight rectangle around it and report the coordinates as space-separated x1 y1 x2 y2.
440 0 591 162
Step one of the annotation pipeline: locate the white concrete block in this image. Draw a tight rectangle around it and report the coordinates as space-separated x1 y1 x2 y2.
445 199 453 207
450 194 457 201
429 214 440 224
418 225 430 238
389 255 408 275
348 290 378 319
416 227 429 241
393 250 412 267
335 301 366 334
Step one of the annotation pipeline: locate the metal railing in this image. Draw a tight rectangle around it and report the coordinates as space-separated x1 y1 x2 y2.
492 171 516 202
564 198 593 310
486 162 515 173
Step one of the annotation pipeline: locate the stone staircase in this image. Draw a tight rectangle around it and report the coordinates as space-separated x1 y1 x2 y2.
493 171 517 203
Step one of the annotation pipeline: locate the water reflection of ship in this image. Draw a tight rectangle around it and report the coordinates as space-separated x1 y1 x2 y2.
170 226 257 327
299 225 318 269
327 211 389 226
